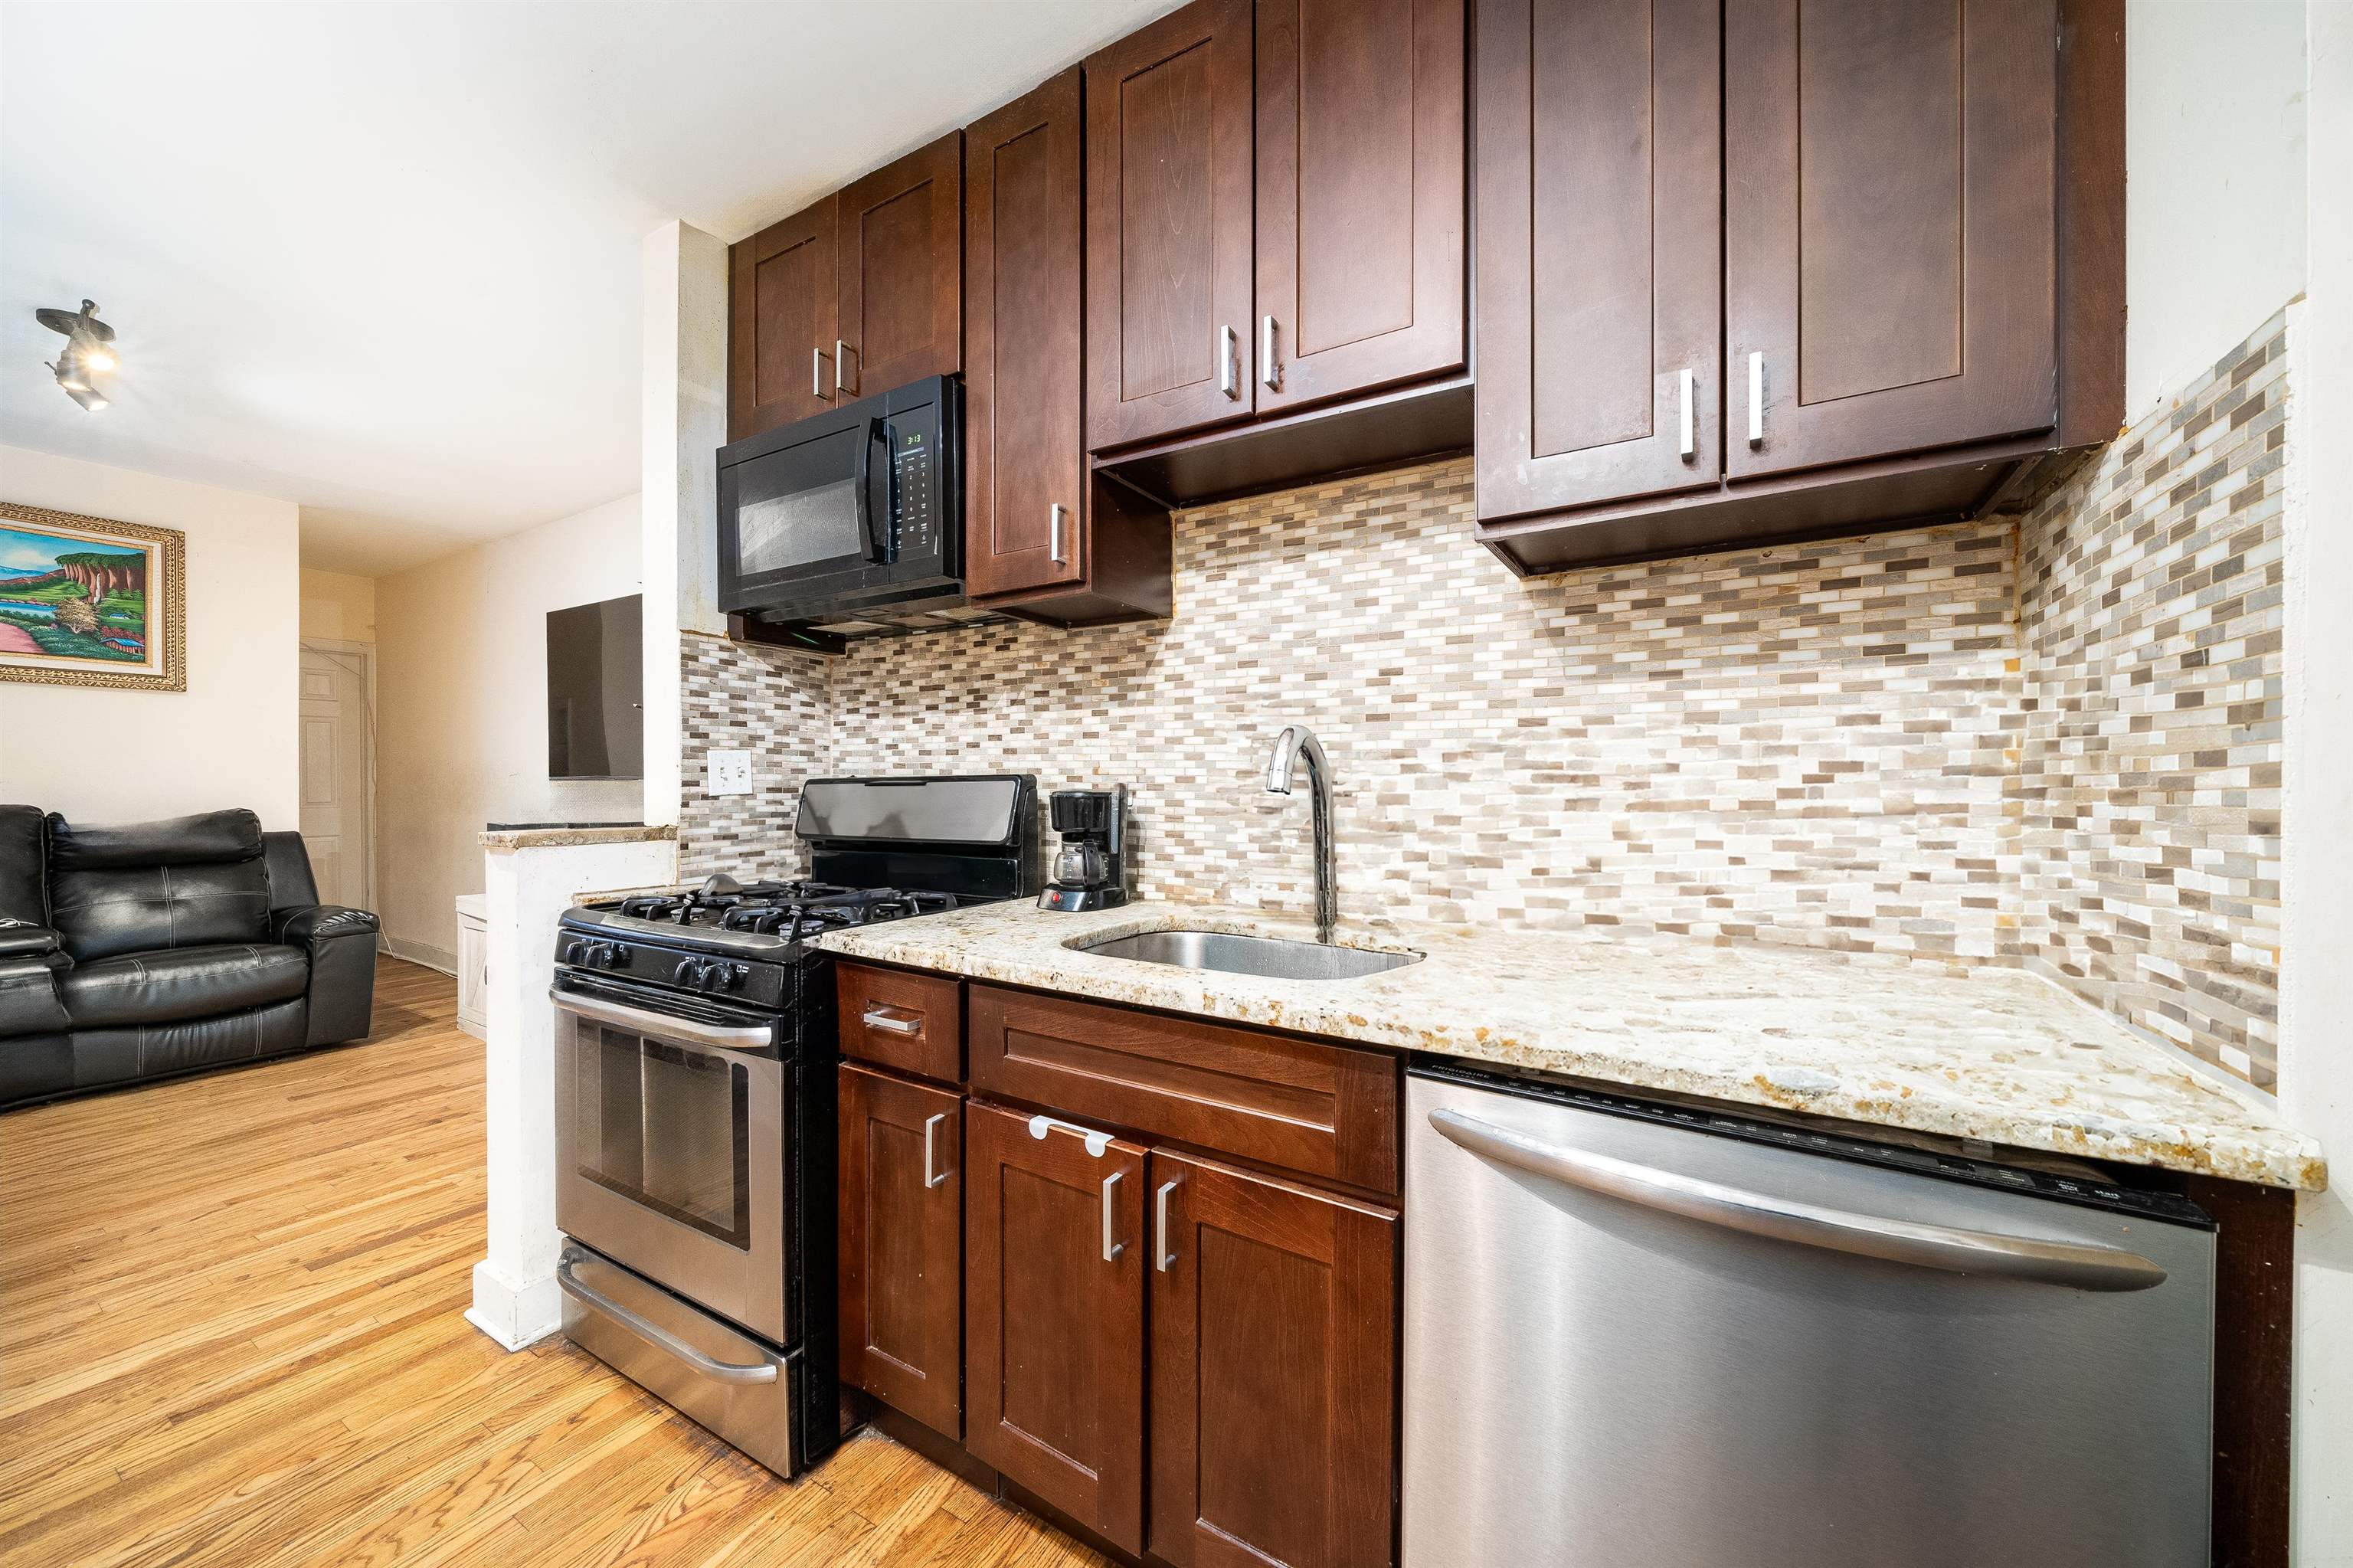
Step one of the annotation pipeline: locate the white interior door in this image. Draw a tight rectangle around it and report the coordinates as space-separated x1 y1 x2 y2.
299 643 373 911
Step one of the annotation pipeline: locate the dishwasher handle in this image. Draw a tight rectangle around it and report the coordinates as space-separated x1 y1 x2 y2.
1428 1108 2169 1294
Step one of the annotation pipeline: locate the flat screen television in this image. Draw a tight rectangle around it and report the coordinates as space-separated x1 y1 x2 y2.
547 594 643 781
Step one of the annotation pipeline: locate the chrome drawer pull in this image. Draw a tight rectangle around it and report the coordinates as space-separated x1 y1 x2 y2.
1219 323 1240 399
1101 1170 1125 1262
1427 1108 2168 1293
922 1112 951 1189
1156 1179 1180 1272
862 1007 922 1036
1678 367 1696 460
1049 502 1068 564
1747 352 1765 446
1026 1111 1112 1157
1261 315 1281 390
558 1259 779 1384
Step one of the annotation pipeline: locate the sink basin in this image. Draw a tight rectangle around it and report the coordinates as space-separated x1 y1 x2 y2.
1074 928 1423 981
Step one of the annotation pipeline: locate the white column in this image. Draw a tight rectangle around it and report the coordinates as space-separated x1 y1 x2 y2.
640 218 730 831
2283 5 2353 1559
467 832 679 1351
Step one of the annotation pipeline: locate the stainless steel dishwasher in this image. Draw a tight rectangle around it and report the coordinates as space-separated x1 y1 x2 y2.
1402 1063 2216 1568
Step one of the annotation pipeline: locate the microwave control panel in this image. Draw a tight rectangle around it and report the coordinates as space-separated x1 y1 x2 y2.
889 425 933 559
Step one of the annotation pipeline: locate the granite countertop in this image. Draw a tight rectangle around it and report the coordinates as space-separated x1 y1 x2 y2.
479 823 677 852
814 900 2327 1192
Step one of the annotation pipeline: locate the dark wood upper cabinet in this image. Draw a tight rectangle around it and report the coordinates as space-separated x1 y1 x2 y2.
727 196 838 442
1725 0 2058 478
1147 1150 1399 1568
1474 0 1721 516
1085 0 1257 452
966 71 1087 601
836 1063 964 1441
835 131 964 400
1255 0 1465 414
964 1100 1147 1557
1471 0 2122 574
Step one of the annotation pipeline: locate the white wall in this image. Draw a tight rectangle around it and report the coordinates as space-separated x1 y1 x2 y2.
298 567 376 644
2283 5 2353 1558
374 493 642 961
2127 0 2310 413
0 445 300 827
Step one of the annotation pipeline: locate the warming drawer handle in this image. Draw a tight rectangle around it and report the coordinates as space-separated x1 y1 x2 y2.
557 1259 781 1384
547 987 775 1053
1426 1108 2170 1294
862 1007 924 1036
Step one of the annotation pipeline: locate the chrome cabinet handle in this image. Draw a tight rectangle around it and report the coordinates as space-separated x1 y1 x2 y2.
1049 502 1067 564
836 338 855 397
1427 1108 2168 1293
1219 323 1240 400
1747 352 1764 446
862 1007 921 1036
1261 315 1280 390
558 1258 780 1384
1678 368 1696 460
1101 1170 1125 1262
1155 1179 1180 1272
813 347 827 400
922 1112 950 1189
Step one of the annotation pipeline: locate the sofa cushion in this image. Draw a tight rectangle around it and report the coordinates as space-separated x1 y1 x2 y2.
0 805 45 925
46 810 272 964
59 943 309 1029
47 808 264 870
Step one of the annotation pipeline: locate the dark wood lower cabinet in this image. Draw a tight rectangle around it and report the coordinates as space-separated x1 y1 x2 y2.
964 1099 1150 1557
836 1063 964 1440
1147 1150 1398 1568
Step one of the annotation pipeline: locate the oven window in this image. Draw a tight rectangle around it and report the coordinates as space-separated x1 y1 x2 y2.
575 1027 751 1249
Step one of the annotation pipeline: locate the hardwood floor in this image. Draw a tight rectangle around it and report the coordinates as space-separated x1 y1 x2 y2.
0 957 1105 1568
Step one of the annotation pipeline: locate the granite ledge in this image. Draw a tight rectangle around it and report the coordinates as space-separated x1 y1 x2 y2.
479 823 677 853
813 900 2327 1193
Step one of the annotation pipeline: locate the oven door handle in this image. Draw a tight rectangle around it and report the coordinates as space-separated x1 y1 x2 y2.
856 414 889 564
548 987 777 1055
556 1258 780 1385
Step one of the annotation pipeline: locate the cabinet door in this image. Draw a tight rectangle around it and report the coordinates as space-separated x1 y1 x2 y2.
965 70 1087 600
1085 0 1256 451
1255 0 1464 414
1147 1151 1398 1568
965 1101 1147 1555
1473 0 1721 519
836 131 963 399
1725 0 2057 478
728 197 839 441
836 1064 964 1439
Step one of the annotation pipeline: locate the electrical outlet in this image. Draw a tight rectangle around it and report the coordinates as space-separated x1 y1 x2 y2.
708 749 753 796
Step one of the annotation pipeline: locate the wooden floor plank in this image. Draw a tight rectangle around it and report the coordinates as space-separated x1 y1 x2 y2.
0 957 1104 1568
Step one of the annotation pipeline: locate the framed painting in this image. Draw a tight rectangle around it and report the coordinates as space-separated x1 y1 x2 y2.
0 502 186 692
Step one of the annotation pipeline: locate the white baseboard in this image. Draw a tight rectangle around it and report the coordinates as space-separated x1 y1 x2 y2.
467 1259 561 1351
385 936 459 976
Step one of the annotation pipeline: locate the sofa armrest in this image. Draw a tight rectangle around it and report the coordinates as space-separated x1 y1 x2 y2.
276 905 380 1049
0 918 67 967
0 953 68 1038
271 905 381 947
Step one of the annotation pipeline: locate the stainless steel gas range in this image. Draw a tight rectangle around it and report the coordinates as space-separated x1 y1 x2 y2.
548 774 1037 1476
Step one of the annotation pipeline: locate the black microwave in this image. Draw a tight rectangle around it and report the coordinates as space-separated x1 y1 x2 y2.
718 375 962 625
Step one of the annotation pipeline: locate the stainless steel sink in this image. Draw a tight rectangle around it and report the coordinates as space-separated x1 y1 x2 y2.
1074 928 1422 981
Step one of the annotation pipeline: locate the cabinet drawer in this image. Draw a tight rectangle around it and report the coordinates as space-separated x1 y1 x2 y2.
838 964 962 1080
967 985 1399 1194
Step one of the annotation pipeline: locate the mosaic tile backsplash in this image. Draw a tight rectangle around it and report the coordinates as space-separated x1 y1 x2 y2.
2016 309 2288 1087
679 309 2294 1088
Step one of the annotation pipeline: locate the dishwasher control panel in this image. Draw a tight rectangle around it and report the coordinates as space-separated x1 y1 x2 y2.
1408 1058 2215 1229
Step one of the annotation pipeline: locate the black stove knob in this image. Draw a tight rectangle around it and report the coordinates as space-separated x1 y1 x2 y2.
561 940 583 964
607 943 632 968
672 958 697 985
721 963 749 990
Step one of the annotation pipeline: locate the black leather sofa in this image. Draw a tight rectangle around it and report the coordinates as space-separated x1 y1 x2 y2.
0 805 381 1110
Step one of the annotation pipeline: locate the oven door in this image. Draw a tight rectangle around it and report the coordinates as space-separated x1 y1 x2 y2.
551 981 789 1346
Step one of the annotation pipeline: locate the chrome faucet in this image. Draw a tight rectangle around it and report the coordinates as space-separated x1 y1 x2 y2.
1263 725 1337 943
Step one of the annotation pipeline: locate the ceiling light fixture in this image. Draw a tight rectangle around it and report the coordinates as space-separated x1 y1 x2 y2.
34 299 119 411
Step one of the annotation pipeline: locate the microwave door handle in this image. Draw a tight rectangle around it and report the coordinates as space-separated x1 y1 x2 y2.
856 416 889 564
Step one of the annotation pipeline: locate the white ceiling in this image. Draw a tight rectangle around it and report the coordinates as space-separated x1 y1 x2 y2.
0 0 1170 575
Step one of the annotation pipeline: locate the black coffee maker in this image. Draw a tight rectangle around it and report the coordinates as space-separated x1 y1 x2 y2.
1038 787 1131 911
